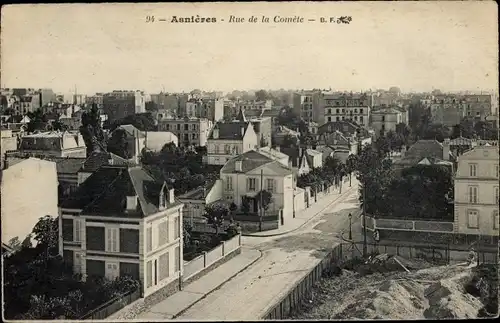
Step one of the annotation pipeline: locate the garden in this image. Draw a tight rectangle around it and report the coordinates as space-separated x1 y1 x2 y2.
3 216 140 320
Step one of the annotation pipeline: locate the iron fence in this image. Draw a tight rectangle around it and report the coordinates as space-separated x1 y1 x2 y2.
78 288 141 320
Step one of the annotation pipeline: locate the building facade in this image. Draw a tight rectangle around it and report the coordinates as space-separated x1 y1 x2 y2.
220 150 294 219
292 91 322 124
205 122 259 165
453 144 499 239
18 131 87 158
103 91 146 123
321 92 371 127
371 107 404 135
59 165 184 298
157 117 212 147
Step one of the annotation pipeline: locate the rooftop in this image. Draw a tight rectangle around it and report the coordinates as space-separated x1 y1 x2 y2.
221 150 292 175
60 165 181 218
396 140 454 166
208 121 250 140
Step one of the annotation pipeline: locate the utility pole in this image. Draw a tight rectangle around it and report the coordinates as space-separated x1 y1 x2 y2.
259 169 264 231
362 183 367 258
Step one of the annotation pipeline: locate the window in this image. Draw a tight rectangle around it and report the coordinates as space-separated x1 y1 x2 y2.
494 211 499 230
381 116 385 122
468 186 478 204
174 216 180 239
469 163 477 177
146 260 152 287
174 246 180 272
176 124 180 130
192 133 196 139
495 187 499 204
225 144 231 154
105 227 119 252
247 178 257 191
74 219 82 242
226 176 233 191
74 252 82 274
146 226 153 252
105 262 119 281
467 210 479 229
159 252 170 281
158 221 168 246
360 109 363 114
184 124 189 130
336 109 340 113
336 117 340 121
267 179 275 193
354 109 358 113
192 124 197 130
327 117 331 122
495 165 499 177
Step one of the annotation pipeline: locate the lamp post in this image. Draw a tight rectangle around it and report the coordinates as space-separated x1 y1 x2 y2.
348 213 352 240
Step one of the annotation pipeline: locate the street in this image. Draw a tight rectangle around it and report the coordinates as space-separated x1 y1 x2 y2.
174 185 362 320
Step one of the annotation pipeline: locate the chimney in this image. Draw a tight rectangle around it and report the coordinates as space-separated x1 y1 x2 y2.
443 138 450 161
235 160 243 172
168 188 175 204
213 127 219 139
275 146 280 152
126 196 138 210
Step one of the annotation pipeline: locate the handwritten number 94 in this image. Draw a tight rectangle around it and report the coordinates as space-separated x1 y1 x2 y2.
146 16 155 23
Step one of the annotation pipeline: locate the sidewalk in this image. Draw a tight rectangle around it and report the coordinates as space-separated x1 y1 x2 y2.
109 247 262 320
244 178 359 237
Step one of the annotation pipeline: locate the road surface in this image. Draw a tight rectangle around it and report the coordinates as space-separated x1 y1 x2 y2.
174 185 361 320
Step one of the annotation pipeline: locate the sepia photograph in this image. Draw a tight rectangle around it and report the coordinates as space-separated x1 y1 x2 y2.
1 1 498 321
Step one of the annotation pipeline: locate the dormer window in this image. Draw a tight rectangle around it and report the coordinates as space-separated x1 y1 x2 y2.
126 196 138 211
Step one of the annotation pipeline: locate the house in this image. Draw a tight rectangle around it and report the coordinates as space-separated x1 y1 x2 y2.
1 158 58 250
1 129 18 169
204 121 259 166
144 131 179 152
321 92 371 127
59 165 184 298
220 150 294 221
453 144 499 241
272 125 300 146
370 107 404 136
111 124 146 164
393 139 455 174
18 131 87 158
178 179 223 226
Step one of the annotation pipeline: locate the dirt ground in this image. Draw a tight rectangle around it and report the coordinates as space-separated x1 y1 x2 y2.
289 260 486 320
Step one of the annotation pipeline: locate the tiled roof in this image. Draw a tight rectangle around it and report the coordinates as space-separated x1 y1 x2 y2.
60 165 181 218
54 157 86 174
178 179 217 201
261 109 281 118
396 140 453 166
221 150 273 173
315 145 335 161
208 122 249 140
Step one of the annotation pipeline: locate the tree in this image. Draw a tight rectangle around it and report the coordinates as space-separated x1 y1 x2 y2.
183 222 193 248
204 202 229 235
255 190 273 231
346 154 358 186
26 109 48 133
260 136 268 147
107 128 130 159
255 89 269 102
241 196 251 214
80 103 107 155
282 134 298 148
32 215 59 254
111 112 157 132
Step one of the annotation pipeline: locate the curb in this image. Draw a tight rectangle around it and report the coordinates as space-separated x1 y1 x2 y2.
171 249 263 319
243 183 359 238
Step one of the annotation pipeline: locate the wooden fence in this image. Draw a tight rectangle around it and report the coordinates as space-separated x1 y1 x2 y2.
262 241 499 320
79 288 141 320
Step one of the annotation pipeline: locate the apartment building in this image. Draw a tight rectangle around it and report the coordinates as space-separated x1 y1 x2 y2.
430 94 492 126
59 165 184 298
157 117 212 147
86 93 104 107
236 109 272 147
453 144 499 240
321 92 371 127
151 93 189 118
183 98 224 122
103 91 146 123
12 94 41 115
292 91 322 124
204 121 259 165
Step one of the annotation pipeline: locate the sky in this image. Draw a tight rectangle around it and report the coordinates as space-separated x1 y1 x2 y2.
1 2 498 95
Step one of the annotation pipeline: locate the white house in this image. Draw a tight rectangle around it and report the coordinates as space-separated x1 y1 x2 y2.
220 150 294 220
204 121 259 165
